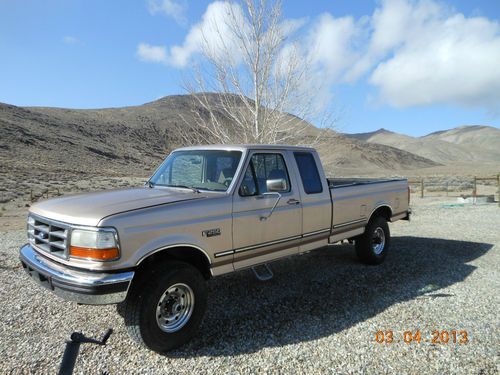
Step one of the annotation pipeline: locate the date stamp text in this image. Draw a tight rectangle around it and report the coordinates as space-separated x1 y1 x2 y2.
374 330 469 344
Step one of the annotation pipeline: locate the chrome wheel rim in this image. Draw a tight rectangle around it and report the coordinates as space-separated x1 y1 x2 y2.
372 227 385 255
156 283 195 333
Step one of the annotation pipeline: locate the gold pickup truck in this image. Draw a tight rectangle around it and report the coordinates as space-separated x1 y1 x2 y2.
19 144 410 352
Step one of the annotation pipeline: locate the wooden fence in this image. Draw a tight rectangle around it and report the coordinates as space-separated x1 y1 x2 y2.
25 174 500 207
408 174 500 207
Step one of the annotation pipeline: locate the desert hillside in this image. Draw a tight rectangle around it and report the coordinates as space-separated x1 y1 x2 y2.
423 125 500 149
0 95 439 201
345 126 500 164
0 95 498 230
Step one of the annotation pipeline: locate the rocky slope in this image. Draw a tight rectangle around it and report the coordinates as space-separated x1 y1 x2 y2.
345 126 500 164
0 95 439 185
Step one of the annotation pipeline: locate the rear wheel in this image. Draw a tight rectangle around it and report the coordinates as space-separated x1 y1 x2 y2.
124 261 207 353
355 216 390 265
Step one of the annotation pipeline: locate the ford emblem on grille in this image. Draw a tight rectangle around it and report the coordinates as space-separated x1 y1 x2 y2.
28 216 69 258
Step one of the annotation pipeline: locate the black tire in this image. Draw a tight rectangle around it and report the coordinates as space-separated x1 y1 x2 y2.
124 261 207 353
355 216 390 265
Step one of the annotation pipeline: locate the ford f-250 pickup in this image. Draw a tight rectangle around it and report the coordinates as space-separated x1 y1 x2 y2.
20 144 410 352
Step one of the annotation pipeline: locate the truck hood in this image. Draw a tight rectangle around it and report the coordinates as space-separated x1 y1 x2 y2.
29 187 205 227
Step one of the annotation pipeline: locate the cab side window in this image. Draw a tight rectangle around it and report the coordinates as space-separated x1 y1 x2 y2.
239 153 290 196
294 152 323 194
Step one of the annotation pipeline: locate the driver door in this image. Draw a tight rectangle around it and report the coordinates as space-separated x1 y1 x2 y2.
232 151 302 270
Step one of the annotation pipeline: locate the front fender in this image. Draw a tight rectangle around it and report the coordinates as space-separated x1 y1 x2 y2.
131 233 212 266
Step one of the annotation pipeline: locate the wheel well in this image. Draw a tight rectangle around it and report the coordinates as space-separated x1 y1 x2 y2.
370 205 392 222
138 246 212 280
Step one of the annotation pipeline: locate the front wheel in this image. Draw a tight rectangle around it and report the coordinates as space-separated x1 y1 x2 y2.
355 216 390 265
123 261 207 353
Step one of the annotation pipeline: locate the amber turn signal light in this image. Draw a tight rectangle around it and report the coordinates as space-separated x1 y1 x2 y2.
69 246 120 261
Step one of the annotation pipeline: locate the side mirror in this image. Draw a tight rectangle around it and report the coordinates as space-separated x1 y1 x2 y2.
266 178 288 192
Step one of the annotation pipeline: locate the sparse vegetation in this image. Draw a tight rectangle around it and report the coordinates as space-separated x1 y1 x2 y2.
0 92 498 232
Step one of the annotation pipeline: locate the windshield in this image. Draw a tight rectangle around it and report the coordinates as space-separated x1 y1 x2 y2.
149 150 243 192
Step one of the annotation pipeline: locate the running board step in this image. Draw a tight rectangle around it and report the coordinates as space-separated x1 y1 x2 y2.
252 264 274 281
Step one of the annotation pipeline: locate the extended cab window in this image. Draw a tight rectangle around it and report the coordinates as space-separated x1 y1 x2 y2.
239 153 291 196
294 152 323 194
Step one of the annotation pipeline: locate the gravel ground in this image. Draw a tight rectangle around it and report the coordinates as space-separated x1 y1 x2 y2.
0 197 498 374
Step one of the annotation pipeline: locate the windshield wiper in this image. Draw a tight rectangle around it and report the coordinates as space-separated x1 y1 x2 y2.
165 184 200 193
146 180 155 188
192 186 219 192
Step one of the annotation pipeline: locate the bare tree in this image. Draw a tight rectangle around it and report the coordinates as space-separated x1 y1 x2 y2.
181 0 335 145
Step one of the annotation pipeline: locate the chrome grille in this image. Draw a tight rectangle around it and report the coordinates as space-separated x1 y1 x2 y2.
27 215 70 259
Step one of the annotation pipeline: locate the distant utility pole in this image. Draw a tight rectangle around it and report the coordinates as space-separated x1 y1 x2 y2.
497 173 500 207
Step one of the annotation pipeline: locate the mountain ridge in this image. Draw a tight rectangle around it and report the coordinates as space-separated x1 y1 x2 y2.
344 125 500 164
0 95 439 179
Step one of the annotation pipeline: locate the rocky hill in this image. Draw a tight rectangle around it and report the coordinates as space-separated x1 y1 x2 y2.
0 95 444 230
0 95 438 186
345 126 500 164
423 125 500 153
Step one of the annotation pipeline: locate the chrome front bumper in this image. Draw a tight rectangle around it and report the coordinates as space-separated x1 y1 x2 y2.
19 244 135 305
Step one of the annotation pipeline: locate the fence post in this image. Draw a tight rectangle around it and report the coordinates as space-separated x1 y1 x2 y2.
420 179 424 198
497 173 500 208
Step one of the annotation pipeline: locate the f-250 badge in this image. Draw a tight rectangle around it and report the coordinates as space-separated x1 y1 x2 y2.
202 228 221 237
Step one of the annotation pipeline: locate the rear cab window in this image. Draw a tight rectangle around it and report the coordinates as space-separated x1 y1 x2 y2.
294 152 323 194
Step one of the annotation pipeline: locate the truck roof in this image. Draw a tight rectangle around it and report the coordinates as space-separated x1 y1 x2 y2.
174 144 316 152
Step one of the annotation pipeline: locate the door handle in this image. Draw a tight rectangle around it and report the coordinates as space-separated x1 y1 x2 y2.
287 199 300 205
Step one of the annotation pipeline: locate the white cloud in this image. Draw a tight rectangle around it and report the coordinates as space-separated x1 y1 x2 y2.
138 0 500 111
137 1 252 68
137 43 168 63
169 1 248 67
63 36 79 45
367 0 500 109
276 13 362 112
306 13 360 81
148 0 187 25
303 0 500 111
165 2 307 68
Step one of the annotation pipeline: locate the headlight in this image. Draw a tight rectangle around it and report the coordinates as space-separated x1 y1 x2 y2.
69 228 120 261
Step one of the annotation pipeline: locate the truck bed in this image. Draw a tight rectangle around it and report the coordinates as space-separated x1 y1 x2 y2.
327 178 406 189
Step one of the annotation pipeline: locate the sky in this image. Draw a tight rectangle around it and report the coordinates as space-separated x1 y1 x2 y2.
1 0 499 136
